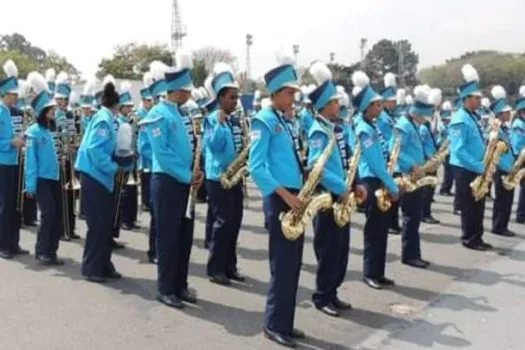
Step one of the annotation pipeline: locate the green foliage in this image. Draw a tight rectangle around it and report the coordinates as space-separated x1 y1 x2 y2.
420 51 525 97
192 47 237 72
192 59 208 88
0 50 39 78
97 43 173 79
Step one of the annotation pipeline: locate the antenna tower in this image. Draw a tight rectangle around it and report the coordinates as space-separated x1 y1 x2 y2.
171 0 187 61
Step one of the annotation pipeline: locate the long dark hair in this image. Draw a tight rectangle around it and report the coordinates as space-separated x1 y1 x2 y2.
37 106 54 129
102 82 120 108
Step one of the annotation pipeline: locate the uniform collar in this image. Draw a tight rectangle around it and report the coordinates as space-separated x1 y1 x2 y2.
317 115 335 130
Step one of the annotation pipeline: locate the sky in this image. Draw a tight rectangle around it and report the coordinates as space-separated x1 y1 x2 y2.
1 0 525 81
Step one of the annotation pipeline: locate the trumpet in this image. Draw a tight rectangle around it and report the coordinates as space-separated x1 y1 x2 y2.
376 134 402 212
502 149 525 191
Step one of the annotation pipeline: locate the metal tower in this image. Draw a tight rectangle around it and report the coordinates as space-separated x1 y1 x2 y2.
171 0 187 60
245 34 253 81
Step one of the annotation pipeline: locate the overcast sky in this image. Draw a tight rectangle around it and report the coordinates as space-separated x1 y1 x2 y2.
1 0 524 81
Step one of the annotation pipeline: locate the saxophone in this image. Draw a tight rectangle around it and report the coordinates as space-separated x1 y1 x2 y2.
376 134 402 212
333 144 362 227
403 140 449 192
470 119 508 201
280 125 336 241
502 148 525 191
220 116 251 189
185 132 203 219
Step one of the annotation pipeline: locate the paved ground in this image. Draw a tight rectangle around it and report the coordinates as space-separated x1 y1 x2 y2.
1 182 524 350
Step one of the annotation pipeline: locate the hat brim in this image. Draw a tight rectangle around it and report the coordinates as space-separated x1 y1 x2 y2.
282 82 300 91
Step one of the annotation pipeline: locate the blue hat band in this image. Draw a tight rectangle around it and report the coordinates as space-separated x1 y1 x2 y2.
354 85 381 113
140 88 152 100
0 77 19 95
165 69 194 92
409 101 434 117
490 98 511 115
119 92 134 106
80 95 93 107
151 80 167 97
309 81 338 112
516 97 525 111
459 81 481 99
440 110 452 119
380 86 396 100
48 82 56 92
32 92 55 115
212 72 237 95
265 65 299 94
55 83 71 98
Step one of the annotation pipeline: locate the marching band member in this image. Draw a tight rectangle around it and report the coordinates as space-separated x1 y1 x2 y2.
419 88 441 225
513 87 525 224
379 73 401 234
0 60 28 259
75 77 132 283
137 72 154 213
204 63 245 285
140 52 202 309
489 86 515 237
439 101 454 196
395 85 433 269
24 72 64 265
118 81 139 231
249 48 306 347
252 89 261 116
449 64 491 251
338 88 357 153
307 62 363 317
353 70 399 289
394 89 408 119
298 86 315 142
54 71 79 240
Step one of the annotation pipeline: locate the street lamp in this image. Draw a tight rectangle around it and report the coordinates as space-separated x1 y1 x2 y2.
360 38 368 69
293 44 300 64
329 52 335 63
245 34 253 85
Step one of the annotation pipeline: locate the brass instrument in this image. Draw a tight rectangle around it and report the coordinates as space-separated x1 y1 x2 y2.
470 119 508 201
16 108 33 214
333 144 362 227
502 148 525 191
403 139 449 192
185 132 203 219
280 125 336 241
113 169 126 228
57 128 72 239
220 115 251 193
376 134 402 212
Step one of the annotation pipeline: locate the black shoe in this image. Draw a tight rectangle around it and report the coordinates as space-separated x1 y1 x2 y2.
24 221 37 227
70 233 81 239
131 223 141 229
122 223 133 230
36 255 65 266
111 240 125 250
179 289 197 304
462 242 489 251
420 258 431 267
402 258 428 269
378 276 395 286
227 271 246 282
480 242 493 250
517 219 525 224
84 275 107 283
148 255 158 264
141 204 150 212
105 270 122 279
157 294 184 309
289 329 305 339
363 277 383 290
0 250 14 259
332 297 352 310
453 210 461 216
263 328 296 348
13 247 29 255
61 235 71 242
209 274 231 286
388 227 401 235
492 230 516 237
316 303 340 317
422 216 440 224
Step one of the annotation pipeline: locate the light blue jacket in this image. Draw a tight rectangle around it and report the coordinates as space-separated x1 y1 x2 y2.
377 109 395 148
393 115 425 173
24 123 59 194
419 122 438 159
249 108 303 196
511 116 525 156
498 125 514 173
299 107 315 140
136 107 152 170
449 108 486 174
0 102 19 165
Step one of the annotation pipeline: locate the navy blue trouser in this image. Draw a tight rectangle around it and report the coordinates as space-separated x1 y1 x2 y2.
60 160 76 236
121 184 138 226
206 180 243 276
263 191 304 335
35 179 62 256
453 166 486 245
440 158 454 193
362 178 389 279
23 195 37 224
388 172 400 230
492 170 514 232
140 171 151 208
81 173 115 277
517 180 525 223
151 173 193 296
0 165 20 252
111 173 123 238
421 185 435 219
204 202 213 248
312 208 350 307
401 188 423 261
148 203 157 259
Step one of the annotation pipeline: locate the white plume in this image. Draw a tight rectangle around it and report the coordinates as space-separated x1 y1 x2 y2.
396 89 406 104
261 98 272 109
191 88 201 101
17 80 29 98
491 85 506 100
184 99 199 111
69 91 79 105
294 91 301 102
461 64 479 83
198 86 208 99
481 97 491 108
3 60 18 78
213 62 234 76
175 50 193 70
254 89 261 99
143 71 154 88
429 88 442 106
442 101 452 111
300 85 308 95
56 71 69 85
149 61 169 82
27 71 49 94
309 61 332 85
275 46 296 66
306 84 317 94
45 68 56 82
339 92 350 108
336 85 345 95
519 85 525 97
102 74 116 88
413 85 432 104
351 71 369 96
83 79 96 95
204 75 214 97
120 81 132 94
384 72 396 88
406 95 414 105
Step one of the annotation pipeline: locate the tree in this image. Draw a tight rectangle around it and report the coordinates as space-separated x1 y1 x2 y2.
192 59 208 88
364 39 419 88
0 33 46 64
192 47 237 72
42 51 80 76
97 43 173 79
0 50 39 78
